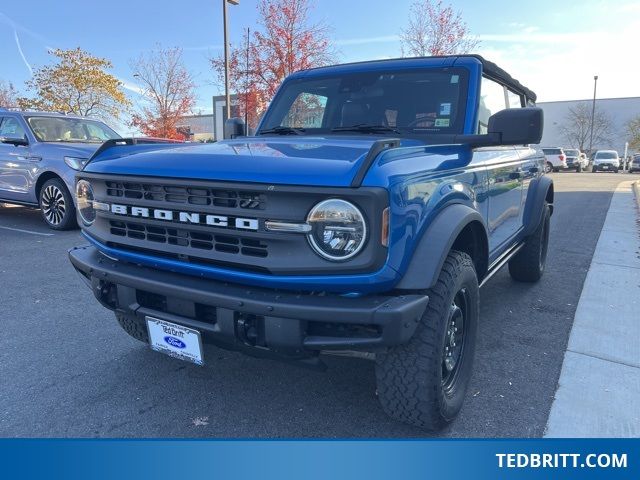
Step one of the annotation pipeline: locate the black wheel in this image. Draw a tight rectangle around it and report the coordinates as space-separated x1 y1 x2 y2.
509 203 550 282
545 162 553 174
115 313 149 343
614 169 619 173
592 166 598 173
375 251 479 430
576 164 582 173
39 178 77 230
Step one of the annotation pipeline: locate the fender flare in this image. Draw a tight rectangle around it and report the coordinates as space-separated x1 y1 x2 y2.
396 204 488 290
522 175 554 237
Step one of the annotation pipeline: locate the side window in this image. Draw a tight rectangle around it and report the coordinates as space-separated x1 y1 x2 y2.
86 123 111 141
282 93 328 129
477 77 507 134
0 117 27 139
507 89 523 108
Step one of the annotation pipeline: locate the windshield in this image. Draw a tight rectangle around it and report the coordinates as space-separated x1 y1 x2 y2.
564 149 579 156
258 68 469 136
595 151 617 159
26 116 120 143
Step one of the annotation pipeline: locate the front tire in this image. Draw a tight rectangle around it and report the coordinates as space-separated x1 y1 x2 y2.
39 178 77 230
115 313 149 343
509 203 550 282
375 251 479 430
545 162 553 174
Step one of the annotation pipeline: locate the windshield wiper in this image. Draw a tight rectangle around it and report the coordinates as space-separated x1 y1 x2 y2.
331 124 401 134
258 126 306 135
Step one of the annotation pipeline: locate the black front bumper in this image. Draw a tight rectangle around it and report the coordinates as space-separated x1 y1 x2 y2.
69 246 428 360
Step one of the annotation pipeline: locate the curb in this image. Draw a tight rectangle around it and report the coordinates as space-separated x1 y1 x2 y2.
544 181 640 437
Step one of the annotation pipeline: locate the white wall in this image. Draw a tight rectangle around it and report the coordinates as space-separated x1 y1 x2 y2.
538 97 640 154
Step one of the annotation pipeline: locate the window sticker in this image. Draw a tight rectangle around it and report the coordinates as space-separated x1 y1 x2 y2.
450 75 459 84
439 103 451 116
434 118 450 127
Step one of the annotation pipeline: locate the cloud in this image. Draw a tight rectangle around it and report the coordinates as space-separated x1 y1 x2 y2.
118 78 146 96
13 29 32 76
477 20 640 102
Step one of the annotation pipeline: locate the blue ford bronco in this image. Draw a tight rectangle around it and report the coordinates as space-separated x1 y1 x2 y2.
69 55 552 430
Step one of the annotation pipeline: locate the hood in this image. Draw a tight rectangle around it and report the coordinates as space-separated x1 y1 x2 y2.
83 137 421 187
36 142 101 159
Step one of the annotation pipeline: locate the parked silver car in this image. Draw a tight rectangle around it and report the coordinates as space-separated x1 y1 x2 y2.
0 110 120 229
591 150 620 173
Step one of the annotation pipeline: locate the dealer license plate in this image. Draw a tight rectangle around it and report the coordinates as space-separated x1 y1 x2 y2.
146 316 204 365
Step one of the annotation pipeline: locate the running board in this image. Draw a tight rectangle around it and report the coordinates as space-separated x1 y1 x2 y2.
479 242 524 288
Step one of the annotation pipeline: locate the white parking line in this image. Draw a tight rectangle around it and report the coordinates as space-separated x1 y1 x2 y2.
0 225 54 237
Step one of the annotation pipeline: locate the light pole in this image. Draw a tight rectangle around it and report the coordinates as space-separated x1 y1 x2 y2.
223 0 239 121
588 75 598 156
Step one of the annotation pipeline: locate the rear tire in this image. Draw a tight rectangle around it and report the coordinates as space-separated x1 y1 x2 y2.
577 164 582 173
39 178 77 230
375 251 479 430
545 162 553 174
509 203 550 282
115 313 149 343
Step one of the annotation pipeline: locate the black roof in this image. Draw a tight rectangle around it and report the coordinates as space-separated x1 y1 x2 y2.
473 55 537 102
297 54 537 102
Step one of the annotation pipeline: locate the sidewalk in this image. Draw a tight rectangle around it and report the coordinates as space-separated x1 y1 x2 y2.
545 180 640 437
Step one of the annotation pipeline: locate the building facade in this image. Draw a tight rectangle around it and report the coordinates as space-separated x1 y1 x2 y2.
538 97 640 155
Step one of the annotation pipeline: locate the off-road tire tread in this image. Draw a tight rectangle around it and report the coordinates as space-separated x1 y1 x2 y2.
508 203 550 282
115 313 149 343
375 251 478 430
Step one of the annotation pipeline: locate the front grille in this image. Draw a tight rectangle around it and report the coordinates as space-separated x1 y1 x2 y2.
109 220 268 258
84 174 388 276
105 181 265 210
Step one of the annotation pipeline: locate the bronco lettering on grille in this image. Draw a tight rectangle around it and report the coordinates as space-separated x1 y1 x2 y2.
109 204 259 231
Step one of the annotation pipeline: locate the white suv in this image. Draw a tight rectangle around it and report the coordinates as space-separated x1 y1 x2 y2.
592 150 620 173
542 147 567 173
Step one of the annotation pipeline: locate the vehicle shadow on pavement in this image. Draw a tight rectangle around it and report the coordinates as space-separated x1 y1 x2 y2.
0 186 621 438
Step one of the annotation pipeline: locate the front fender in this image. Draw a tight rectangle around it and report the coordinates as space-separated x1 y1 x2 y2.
395 203 488 290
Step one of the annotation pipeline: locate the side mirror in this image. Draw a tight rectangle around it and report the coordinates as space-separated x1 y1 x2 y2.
0 136 29 147
224 118 246 139
487 107 543 146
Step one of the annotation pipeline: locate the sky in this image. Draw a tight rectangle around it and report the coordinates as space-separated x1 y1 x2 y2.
1 0 638 133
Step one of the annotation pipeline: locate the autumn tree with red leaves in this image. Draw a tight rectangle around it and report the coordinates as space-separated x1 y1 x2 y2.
400 0 479 57
211 0 334 130
130 46 196 140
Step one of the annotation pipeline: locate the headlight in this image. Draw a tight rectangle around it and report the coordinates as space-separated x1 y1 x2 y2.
306 199 367 261
64 156 89 171
76 179 95 225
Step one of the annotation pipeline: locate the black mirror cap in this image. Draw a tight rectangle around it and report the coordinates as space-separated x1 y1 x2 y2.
0 136 29 147
224 117 246 139
488 107 544 146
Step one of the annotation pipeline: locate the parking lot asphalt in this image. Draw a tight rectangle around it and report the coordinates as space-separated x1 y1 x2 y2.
0 172 632 438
